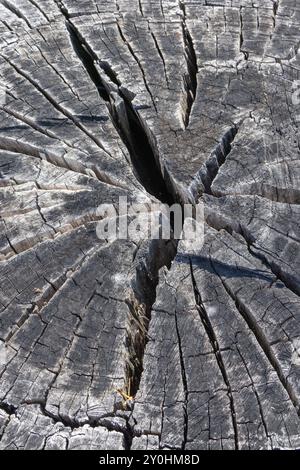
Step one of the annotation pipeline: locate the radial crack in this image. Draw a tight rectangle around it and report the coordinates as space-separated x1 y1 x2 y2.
235 343 273 447
195 125 239 196
0 54 112 158
209 254 300 417
116 20 158 112
205 211 300 298
27 0 51 23
179 1 198 128
0 0 32 29
273 0 280 27
150 32 170 87
0 136 127 190
190 260 239 449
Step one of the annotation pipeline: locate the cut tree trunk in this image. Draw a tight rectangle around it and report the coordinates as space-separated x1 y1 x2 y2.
0 0 300 450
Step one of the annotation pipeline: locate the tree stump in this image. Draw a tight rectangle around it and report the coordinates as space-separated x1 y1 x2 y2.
0 0 300 450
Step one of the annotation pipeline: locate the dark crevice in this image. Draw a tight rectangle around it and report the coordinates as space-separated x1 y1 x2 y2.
0 403 14 443
4 233 17 256
239 7 244 51
65 23 113 102
273 0 279 15
190 260 240 450
179 1 198 128
123 419 134 450
30 8 195 444
125 238 178 398
273 1 280 23
0 401 17 416
109 237 178 450
138 0 144 17
35 194 55 232
64 16 178 205
239 7 249 60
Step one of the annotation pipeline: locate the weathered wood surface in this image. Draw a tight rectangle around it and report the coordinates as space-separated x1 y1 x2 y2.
0 0 300 450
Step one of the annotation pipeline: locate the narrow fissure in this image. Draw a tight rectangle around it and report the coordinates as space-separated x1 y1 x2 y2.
115 20 158 113
124 238 178 399
199 125 239 195
0 0 32 29
189 260 240 449
0 53 112 158
179 1 198 128
235 344 272 445
239 7 244 52
273 1 280 24
150 32 170 87
174 308 189 449
27 0 50 23
138 0 144 17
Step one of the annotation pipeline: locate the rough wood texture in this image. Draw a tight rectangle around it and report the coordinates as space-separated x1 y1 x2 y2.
0 0 300 450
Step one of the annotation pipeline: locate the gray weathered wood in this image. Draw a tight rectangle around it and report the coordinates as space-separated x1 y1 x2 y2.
0 0 299 450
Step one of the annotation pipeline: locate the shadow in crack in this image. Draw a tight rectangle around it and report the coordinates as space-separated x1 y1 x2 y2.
176 253 284 286
36 115 109 126
0 125 28 131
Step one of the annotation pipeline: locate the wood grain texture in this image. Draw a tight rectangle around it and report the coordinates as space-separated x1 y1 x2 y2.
0 0 299 450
